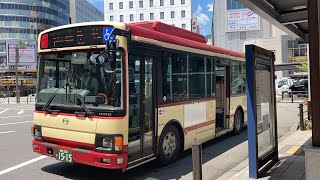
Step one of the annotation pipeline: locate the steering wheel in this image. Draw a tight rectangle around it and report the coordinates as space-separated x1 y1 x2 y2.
97 93 108 104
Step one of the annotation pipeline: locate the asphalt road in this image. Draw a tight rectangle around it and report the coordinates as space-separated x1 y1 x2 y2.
0 101 300 180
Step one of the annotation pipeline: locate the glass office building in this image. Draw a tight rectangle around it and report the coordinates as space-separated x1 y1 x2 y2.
0 0 70 97
0 0 70 40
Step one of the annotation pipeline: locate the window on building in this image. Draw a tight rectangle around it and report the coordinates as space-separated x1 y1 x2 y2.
130 14 134 21
182 24 186 29
227 0 245 10
181 0 185 4
109 3 113 10
120 15 124 22
171 0 174 5
171 11 175 18
150 0 153 7
119 2 123 9
181 10 185 18
160 0 164 6
160 12 164 19
139 1 143 8
140 13 144 21
240 31 246 40
129 1 133 8
110 16 114 21
150 13 154 20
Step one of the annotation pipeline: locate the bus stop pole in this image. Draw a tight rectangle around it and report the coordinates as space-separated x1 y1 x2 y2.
192 143 202 180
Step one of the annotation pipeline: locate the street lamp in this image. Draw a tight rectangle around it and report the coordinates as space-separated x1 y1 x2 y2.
15 41 29 103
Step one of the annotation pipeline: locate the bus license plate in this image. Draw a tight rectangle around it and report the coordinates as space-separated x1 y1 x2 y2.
55 148 73 163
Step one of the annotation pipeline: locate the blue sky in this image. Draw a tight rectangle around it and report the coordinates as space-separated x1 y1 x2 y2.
87 0 213 36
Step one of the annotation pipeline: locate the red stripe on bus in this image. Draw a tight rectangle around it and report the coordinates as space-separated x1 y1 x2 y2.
158 98 216 108
42 136 95 150
226 114 235 118
184 120 215 132
230 93 246 97
34 110 124 120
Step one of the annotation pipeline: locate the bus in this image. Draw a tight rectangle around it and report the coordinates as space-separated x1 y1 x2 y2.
32 21 247 171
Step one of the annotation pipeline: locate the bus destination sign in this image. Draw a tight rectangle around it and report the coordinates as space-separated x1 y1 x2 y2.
48 26 111 48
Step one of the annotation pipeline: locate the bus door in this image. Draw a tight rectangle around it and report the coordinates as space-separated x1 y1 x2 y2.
215 64 230 135
128 54 155 164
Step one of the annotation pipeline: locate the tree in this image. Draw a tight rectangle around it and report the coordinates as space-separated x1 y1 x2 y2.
297 62 308 72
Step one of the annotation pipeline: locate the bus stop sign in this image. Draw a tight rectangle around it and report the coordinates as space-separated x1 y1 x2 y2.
246 45 279 178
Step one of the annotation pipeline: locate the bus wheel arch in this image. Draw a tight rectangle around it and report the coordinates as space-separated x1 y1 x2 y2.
233 106 244 134
157 120 184 164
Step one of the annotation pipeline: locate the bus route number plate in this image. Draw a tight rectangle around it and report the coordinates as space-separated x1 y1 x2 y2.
56 148 73 163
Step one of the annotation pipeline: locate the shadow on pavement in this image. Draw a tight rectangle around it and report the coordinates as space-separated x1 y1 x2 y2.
260 136 310 179
41 129 248 180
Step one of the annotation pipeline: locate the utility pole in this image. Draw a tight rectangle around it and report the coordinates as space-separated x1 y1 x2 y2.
15 45 19 103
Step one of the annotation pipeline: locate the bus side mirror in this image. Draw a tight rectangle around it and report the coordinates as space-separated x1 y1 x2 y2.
103 40 118 72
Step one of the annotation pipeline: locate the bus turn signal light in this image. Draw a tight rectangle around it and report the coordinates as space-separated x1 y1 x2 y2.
114 137 123 151
31 126 35 135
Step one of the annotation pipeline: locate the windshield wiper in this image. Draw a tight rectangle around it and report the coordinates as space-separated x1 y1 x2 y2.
42 83 67 113
75 94 93 116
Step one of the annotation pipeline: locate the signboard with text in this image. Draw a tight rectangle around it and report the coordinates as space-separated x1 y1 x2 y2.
227 9 260 32
6 40 37 66
1 79 34 86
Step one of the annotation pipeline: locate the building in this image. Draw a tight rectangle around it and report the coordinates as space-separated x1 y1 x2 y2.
70 0 104 23
213 0 306 79
104 0 192 30
0 0 70 97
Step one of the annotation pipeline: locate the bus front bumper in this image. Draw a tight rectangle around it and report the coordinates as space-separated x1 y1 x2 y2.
32 140 128 171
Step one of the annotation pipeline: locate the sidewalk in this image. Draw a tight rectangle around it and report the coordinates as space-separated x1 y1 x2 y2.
218 130 311 180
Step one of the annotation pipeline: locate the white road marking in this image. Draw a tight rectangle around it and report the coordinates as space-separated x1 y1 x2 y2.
18 110 24 115
0 115 32 119
0 121 33 126
0 155 47 176
0 109 8 114
0 131 15 134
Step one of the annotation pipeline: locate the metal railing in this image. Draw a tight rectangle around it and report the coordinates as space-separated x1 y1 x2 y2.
281 91 308 103
298 101 311 131
3 96 35 104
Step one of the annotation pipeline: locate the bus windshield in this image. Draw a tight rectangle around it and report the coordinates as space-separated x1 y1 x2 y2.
36 50 124 111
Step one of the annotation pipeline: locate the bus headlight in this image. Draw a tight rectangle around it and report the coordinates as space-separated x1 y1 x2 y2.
95 134 123 153
102 138 113 148
32 125 42 137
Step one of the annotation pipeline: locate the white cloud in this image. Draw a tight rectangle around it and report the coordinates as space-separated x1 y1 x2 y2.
194 5 210 26
207 3 213 12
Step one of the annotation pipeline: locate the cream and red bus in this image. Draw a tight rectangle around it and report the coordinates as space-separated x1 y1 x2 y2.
32 21 247 171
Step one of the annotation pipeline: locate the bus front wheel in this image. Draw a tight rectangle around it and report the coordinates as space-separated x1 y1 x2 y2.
158 125 181 164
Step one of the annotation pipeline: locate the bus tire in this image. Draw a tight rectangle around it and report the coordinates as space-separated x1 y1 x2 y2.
158 125 181 165
233 109 243 135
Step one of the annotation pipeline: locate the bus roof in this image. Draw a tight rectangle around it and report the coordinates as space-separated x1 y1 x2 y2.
126 21 245 59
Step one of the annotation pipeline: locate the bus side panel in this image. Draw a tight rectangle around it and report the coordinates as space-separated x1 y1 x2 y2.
157 104 184 138
195 100 216 144
230 94 247 128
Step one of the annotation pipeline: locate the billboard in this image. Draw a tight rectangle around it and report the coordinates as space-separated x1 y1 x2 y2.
6 40 37 66
227 9 260 32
